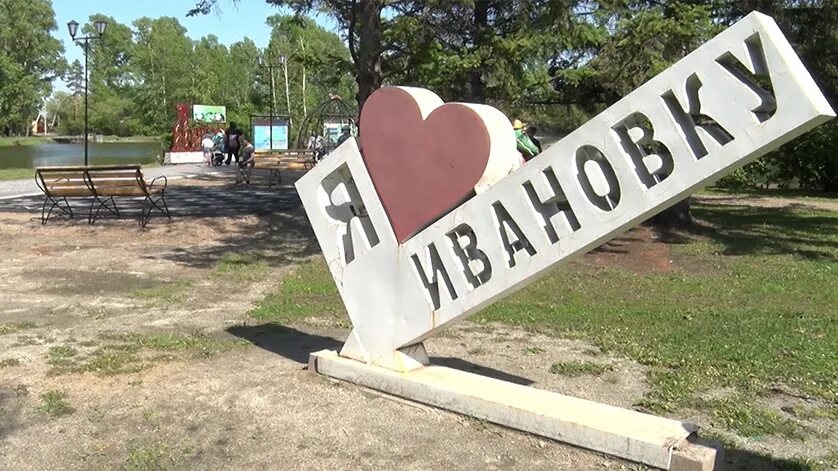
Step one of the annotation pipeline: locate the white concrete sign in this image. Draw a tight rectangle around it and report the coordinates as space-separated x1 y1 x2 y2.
297 12 834 363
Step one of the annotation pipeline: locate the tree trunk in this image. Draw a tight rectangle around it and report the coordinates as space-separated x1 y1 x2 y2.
354 0 383 116
470 1 489 102
650 198 694 228
300 37 308 119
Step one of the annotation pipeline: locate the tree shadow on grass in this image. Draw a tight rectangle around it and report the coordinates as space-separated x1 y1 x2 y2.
658 199 837 261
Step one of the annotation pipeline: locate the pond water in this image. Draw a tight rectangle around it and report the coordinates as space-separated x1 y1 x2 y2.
0 142 161 169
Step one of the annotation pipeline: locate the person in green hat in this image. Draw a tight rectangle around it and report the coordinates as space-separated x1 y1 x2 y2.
513 119 539 162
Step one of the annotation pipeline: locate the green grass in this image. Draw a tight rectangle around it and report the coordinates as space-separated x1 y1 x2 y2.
549 360 611 377
248 197 837 441
125 442 174 471
130 282 190 304
0 168 34 181
703 186 838 203
38 390 75 418
0 321 37 335
247 260 345 324
0 136 45 147
46 332 248 377
213 252 267 281
476 201 838 437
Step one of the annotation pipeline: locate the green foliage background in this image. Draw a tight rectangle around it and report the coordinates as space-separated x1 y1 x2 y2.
2 0 836 190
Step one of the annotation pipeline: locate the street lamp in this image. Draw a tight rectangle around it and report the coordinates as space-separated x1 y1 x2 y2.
67 19 107 166
258 52 289 151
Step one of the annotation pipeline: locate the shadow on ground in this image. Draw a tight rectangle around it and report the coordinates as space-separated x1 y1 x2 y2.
659 198 837 261
228 323 534 385
724 447 821 471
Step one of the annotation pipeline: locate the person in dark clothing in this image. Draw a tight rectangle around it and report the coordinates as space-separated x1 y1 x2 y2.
224 122 243 165
527 126 543 154
336 126 352 147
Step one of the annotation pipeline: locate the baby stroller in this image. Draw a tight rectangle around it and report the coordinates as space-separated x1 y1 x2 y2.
211 141 226 167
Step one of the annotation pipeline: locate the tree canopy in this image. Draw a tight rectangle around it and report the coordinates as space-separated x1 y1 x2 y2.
0 0 65 136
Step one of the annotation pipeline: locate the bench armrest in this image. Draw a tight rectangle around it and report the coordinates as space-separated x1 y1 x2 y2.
148 175 168 191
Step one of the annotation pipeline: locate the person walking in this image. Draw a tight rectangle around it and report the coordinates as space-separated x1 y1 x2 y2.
224 122 243 165
336 125 352 147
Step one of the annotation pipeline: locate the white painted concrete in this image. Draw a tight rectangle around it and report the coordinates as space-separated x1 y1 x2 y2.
310 350 696 469
164 151 204 165
296 12 835 363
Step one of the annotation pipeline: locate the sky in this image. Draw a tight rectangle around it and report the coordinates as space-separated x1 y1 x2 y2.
52 0 338 88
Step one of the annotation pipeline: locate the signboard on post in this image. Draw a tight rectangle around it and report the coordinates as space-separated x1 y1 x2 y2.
296 13 834 365
193 105 227 124
252 117 290 151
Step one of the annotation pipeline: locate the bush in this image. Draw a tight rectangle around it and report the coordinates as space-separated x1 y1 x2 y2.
715 121 838 192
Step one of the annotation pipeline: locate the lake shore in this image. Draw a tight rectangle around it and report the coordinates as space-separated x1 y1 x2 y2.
0 136 162 147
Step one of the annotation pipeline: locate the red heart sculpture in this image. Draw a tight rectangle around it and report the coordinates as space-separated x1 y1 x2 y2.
360 87 492 244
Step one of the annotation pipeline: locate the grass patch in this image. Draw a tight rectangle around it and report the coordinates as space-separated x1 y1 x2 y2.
786 405 838 421
213 252 267 281
0 136 45 147
125 442 173 471
46 345 78 363
0 358 20 367
523 346 546 355
694 397 803 439
248 260 345 324
46 332 247 377
130 282 190 304
0 321 37 335
549 360 611 377
702 186 838 204
0 168 34 181
38 390 75 418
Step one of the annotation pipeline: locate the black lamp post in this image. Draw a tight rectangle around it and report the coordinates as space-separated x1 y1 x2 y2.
67 19 106 166
258 52 287 151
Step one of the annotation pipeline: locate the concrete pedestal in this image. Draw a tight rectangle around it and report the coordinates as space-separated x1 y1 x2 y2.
309 350 723 470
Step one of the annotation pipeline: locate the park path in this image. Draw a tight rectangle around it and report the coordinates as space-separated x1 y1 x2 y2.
0 164 235 200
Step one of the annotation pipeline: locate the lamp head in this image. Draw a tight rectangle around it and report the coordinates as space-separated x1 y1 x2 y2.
67 20 79 39
94 20 107 37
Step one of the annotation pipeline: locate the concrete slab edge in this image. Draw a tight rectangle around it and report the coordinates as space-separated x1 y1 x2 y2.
309 350 713 470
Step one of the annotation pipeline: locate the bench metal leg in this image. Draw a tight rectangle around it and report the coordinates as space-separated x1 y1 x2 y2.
140 193 171 228
88 196 119 225
268 169 281 187
235 167 252 185
41 196 73 225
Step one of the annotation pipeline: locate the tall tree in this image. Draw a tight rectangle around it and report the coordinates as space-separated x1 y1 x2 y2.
0 0 65 135
83 15 139 136
266 15 356 124
131 16 195 133
190 0 413 113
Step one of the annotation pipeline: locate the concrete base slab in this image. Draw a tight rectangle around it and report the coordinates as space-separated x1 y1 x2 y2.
310 350 712 470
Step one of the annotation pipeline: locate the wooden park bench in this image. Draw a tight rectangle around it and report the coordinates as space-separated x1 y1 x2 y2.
35 165 170 228
236 149 317 186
